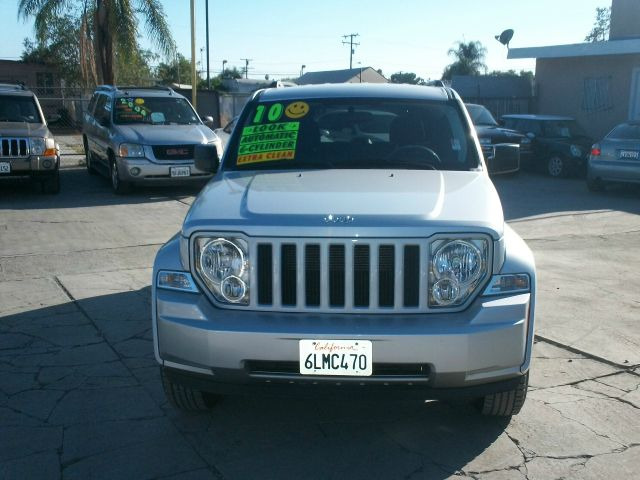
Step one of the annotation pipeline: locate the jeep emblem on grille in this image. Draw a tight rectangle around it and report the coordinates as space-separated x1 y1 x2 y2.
323 214 355 224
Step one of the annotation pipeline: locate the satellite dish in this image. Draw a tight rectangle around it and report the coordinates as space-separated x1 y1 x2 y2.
495 29 514 48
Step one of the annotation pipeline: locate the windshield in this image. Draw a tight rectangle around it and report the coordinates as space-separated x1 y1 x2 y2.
466 104 498 126
0 95 42 123
113 96 200 125
543 120 587 138
224 98 479 172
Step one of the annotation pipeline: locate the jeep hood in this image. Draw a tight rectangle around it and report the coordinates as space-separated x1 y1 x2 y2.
115 124 217 144
0 122 50 137
183 170 504 239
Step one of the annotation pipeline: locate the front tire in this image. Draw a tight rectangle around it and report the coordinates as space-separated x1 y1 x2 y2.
110 156 132 194
478 373 528 417
161 368 219 412
547 156 566 177
84 137 97 175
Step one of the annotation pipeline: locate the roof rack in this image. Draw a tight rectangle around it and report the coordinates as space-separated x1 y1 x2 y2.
0 83 27 91
95 85 175 95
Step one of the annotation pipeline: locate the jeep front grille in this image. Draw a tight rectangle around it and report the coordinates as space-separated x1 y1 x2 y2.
0 138 29 158
250 239 429 313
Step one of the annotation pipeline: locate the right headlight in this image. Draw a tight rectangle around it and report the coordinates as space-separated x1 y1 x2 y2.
429 238 489 307
118 143 145 158
194 237 250 305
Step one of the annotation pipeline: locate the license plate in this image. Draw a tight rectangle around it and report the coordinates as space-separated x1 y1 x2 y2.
619 150 639 160
299 340 372 376
170 166 190 177
0 162 10 173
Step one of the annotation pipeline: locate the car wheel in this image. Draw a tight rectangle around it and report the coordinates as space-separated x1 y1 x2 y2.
587 176 605 192
161 367 219 411
110 156 132 194
41 170 60 194
478 372 528 417
84 137 97 175
547 156 565 177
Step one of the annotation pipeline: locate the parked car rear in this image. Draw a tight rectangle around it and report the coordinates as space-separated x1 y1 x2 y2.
587 122 640 191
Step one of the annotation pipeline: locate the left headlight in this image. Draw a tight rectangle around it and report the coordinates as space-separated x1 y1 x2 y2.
119 143 145 158
30 137 56 156
195 237 250 305
429 238 489 307
570 145 582 157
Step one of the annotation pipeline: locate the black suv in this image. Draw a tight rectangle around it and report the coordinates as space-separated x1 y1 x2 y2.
502 114 593 177
466 103 529 175
0 84 60 193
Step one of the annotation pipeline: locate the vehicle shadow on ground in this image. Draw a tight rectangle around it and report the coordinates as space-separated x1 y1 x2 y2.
493 171 640 221
0 167 203 210
1 287 512 479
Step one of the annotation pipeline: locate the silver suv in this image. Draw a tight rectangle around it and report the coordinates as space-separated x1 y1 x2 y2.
82 85 221 193
0 84 60 193
153 84 536 416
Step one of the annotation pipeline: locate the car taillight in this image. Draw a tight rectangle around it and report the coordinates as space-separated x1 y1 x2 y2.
591 145 601 156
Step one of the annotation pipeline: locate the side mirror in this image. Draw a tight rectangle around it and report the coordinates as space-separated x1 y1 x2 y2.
526 132 536 139
194 144 220 173
47 114 61 123
202 116 215 129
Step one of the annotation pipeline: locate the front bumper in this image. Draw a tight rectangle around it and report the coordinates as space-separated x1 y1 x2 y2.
116 156 213 184
0 155 59 179
588 157 640 185
154 285 532 395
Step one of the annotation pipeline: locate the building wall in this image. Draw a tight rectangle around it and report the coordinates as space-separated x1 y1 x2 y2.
610 0 640 40
0 60 59 90
535 54 640 139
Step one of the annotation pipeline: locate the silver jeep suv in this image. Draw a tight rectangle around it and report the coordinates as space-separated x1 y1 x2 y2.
0 84 60 193
153 84 536 416
82 85 221 193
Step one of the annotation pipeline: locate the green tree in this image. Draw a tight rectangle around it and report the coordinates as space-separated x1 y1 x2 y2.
390 72 425 85
442 41 487 81
585 6 611 42
18 0 175 85
156 53 192 85
488 70 534 83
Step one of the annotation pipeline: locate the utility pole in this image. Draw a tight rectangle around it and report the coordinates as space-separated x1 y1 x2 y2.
205 0 211 89
222 59 227 76
241 58 252 79
342 33 360 69
300 64 306 77
190 0 197 108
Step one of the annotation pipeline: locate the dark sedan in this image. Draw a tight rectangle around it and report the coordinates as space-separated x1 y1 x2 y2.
587 122 640 191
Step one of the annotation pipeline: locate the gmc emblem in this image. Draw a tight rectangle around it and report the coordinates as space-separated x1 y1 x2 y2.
166 148 189 156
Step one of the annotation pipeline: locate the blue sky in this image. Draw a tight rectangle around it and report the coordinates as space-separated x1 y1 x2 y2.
1 0 609 80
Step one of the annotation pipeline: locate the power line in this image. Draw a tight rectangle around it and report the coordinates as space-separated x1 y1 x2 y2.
342 33 360 69
240 58 253 79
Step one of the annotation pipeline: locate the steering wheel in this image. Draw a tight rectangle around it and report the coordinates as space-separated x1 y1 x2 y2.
387 145 442 168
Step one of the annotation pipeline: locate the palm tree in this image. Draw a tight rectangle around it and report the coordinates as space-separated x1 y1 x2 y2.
18 0 175 85
442 41 487 81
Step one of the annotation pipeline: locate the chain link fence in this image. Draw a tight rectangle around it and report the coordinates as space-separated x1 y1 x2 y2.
30 87 93 132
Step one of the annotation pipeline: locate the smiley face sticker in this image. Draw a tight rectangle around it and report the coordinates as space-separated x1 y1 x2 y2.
285 101 309 119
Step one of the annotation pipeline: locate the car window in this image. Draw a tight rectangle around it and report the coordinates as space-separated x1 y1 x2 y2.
224 98 479 172
521 120 542 136
607 124 640 140
542 120 586 138
87 93 99 116
0 95 42 123
466 104 498 126
93 94 109 125
113 96 200 125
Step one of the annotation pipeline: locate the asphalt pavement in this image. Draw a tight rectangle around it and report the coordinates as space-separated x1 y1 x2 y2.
1 158 639 479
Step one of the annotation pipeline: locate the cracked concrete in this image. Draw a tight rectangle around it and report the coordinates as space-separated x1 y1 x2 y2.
1 169 640 479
